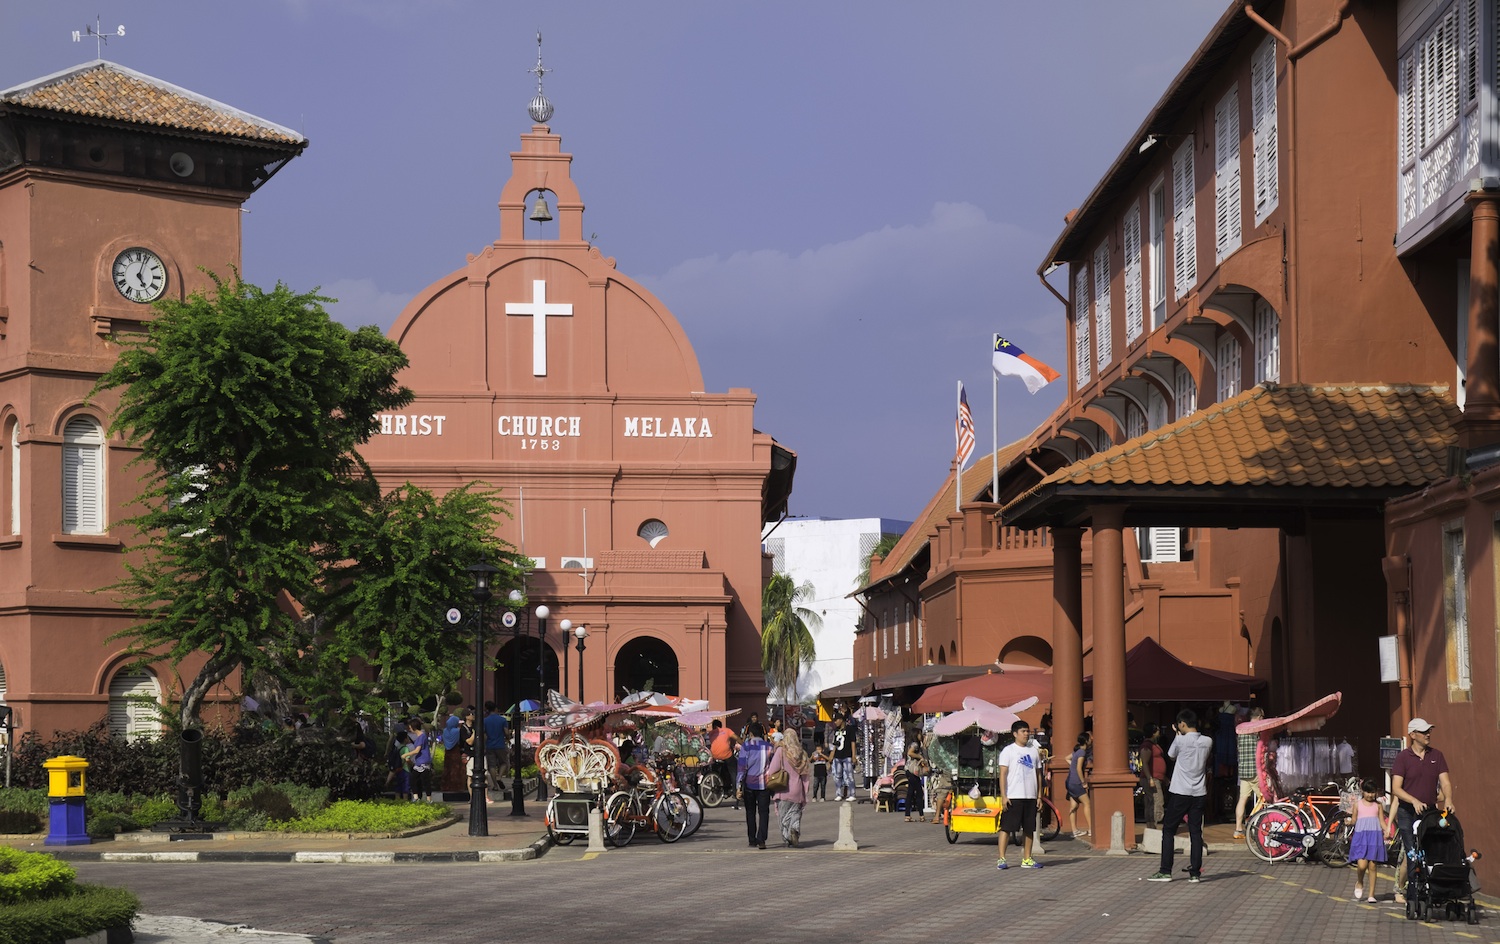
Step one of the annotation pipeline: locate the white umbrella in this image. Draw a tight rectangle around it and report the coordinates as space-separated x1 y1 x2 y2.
932 695 1039 736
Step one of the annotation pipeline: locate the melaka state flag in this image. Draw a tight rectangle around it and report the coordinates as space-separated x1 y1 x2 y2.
992 335 1060 394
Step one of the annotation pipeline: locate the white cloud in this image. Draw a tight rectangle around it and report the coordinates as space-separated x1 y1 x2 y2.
319 278 413 333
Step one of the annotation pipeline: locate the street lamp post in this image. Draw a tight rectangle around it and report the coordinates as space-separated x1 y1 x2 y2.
463 561 499 838
574 625 589 703
559 619 572 699
534 604 550 803
505 589 528 817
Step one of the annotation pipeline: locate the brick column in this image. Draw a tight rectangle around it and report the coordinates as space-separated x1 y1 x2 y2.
1087 504 1135 850
1047 527 1084 810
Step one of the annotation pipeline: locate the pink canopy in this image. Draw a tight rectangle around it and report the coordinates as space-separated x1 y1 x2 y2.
932 696 1039 735
1236 692 1342 735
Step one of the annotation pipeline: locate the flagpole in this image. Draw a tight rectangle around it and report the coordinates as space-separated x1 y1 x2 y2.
992 336 1000 502
955 380 962 514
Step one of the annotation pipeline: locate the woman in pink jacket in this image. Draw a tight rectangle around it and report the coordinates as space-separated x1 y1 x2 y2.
766 731 813 847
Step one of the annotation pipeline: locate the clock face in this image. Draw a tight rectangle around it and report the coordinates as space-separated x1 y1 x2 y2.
111 248 167 303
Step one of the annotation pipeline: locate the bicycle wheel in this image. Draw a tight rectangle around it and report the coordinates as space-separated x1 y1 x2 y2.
604 791 638 847
1320 814 1352 868
699 772 726 808
654 793 691 843
679 793 705 837
1038 799 1062 842
1246 804 1301 863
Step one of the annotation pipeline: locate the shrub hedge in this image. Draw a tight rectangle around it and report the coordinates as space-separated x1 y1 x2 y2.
0 883 139 944
0 847 76 905
7 721 380 799
272 799 450 833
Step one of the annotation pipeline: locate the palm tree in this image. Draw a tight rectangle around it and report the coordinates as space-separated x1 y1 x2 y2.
856 534 901 590
761 572 821 704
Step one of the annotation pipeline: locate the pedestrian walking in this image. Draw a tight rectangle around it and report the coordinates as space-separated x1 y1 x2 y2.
1233 707 1266 840
904 742 929 822
1066 731 1092 839
385 729 411 800
404 717 434 802
709 719 740 810
483 701 509 800
767 730 812 846
1348 778 1389 902
1148 709 1212 883
996 719 1044 870
737 722 775 849
1140 723 1167 827
1390 717 1455 904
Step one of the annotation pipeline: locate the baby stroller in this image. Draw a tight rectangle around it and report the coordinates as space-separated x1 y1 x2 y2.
1405 808 1482 924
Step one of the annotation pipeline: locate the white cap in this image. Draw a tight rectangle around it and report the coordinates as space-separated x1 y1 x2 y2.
1408 717 1434 734
772 731 784 742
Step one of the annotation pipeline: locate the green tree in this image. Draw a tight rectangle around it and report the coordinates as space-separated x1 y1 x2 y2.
93 273 506 726
306 482 527 718
761 572 820 704
856 534 902 589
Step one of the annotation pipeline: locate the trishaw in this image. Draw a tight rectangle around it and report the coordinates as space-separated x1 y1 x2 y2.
537 732 619 845
925 696 1060 844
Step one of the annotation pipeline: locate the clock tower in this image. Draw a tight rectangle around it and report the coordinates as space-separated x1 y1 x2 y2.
0 61 305 736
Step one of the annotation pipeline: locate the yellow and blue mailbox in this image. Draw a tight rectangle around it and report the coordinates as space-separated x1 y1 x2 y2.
43 755 91 845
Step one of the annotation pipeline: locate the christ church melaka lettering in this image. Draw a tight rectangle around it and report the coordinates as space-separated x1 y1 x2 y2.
622 417 713 438
378 414 446 436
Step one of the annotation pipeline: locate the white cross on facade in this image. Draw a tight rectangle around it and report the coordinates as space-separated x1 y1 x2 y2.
505 279 573 376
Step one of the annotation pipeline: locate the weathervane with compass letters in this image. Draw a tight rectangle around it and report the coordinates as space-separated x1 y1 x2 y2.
72 15 127 59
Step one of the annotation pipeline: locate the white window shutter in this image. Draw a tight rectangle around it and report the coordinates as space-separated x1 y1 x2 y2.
1172 137 1197 298
109 671 160 740
1215 85 1242 262
1216 332 1243 402
1174 363 1197 419
1123 204 1143 344
1252 36 1280 225
62 417 105 534
1151 527 1182 563
1093 240 1112 372
1074 264 1092 386
1254 298 1280 383
1126 404 1146 440
1147 386 1168 430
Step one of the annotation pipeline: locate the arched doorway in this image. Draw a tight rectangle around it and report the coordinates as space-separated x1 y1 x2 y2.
493 637 559 710
999 635 1053 668
613 636 679 697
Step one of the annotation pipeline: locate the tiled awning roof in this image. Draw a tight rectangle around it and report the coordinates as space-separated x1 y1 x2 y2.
0 60 305 146
1002 383 1460 529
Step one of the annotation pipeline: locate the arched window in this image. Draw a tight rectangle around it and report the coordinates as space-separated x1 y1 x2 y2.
108 670 160 740
1173 364 1197 420
637 519 669 548
62 416 105 534
4 418 17 535
613 636 679 696
1216 332 1242 403
1253 298 1280 383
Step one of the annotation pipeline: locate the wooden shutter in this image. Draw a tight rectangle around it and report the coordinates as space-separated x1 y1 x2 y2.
1254 298 1280 383
1151 527 1182 563
1174 363 1197 418
1074 264 1092 386
1214 85 1242 262
1147 386 1168 430
1251 36 1280 225
0 658 7 705
1123 203 1143 343
1093 240 1112 372
109 671 160 740
1172 137 1197 298
1216 333 1242 402
62 417 104 534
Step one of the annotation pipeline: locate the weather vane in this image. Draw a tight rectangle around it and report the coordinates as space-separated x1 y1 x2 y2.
71 15 127 59
527 31 554 124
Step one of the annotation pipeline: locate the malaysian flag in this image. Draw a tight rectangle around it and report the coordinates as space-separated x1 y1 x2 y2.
955 382 976 469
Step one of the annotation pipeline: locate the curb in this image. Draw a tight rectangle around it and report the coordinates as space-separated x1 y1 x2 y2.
44 834 553 865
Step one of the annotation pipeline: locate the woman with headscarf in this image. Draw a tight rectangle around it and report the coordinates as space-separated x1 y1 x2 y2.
440 713 466 794
765 730 813 847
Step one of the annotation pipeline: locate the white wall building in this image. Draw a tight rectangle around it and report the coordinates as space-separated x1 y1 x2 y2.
762 516 911 702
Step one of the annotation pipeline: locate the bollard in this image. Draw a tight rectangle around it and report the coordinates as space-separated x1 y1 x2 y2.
1108 810 1127 855
834 798 859 851
587 808 606 852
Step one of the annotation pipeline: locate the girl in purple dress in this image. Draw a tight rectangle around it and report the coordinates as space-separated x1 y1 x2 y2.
1348 778 1389 902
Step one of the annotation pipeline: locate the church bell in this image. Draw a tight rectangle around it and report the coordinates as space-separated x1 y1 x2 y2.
529 194 553 223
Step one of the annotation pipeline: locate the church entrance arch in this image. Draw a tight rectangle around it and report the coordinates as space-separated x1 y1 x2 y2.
613 636 679 697
493 637 559 710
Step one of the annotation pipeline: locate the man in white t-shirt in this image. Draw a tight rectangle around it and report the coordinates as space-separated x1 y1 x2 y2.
996 719 1045 870
1148 708 1213 883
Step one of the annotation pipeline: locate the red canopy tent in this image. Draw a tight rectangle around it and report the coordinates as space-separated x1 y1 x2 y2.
1083 636 1266 702
910 665 1053 714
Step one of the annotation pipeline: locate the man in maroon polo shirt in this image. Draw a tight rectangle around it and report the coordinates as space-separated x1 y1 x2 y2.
1390 717 1455 903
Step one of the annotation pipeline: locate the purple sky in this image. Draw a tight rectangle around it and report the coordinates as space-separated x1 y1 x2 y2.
3 1 1226 521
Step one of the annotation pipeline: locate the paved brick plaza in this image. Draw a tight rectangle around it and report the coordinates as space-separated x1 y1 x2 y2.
66 800 1496 943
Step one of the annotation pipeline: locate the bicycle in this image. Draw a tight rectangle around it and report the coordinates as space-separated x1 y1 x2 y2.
1244 779 1355 866
603 764 693 846
697 759 735 808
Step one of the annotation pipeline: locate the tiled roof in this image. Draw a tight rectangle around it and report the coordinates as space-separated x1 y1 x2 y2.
864 437 1031 588
0 61 305 146
1005 383 1459 510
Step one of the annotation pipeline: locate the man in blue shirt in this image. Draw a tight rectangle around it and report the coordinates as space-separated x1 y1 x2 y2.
737 722 775 849
482 701 509 800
